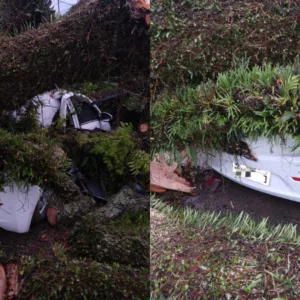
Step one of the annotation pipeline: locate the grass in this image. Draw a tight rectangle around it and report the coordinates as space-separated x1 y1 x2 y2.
18 254 149 299
151 197 300 298
152 197 300 244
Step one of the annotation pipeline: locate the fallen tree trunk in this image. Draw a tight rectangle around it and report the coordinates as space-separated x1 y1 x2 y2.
71 224 148 266
47 186 149 225
90 186 149 222
0 0 150 111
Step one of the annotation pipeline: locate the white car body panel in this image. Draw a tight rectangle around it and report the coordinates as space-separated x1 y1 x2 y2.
80 119 112 131
38 90 113 131
32 91 61 127
14 89 113 132
0 184 43 233
207 136 300 203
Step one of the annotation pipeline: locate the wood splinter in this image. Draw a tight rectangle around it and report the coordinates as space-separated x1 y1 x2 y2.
0 264 6 300
139 122 149 133
5 263 18 300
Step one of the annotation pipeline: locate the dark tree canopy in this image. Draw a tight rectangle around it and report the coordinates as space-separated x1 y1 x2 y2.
0 0 149 112
0 0 54 34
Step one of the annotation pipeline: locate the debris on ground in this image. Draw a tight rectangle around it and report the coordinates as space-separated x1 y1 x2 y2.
181 168 223 209
68 164 108 201
150 156 195 193
46 207 58 227
201 170 223 193
42 185 149 227
47 195 96 226
39 233 49 242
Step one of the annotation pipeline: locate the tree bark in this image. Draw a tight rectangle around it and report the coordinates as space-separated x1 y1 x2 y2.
47 186 149 225
0 0 150 111
89 186 149 222
71 223 148 266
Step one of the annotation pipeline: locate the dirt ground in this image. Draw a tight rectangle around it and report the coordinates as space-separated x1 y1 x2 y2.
0 220 72 258
162 170 300 226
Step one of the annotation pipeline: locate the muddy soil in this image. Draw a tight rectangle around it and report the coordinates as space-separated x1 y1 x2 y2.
163 171 300 226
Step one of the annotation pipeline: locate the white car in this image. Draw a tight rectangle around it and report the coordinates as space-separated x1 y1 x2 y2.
207 136 300 203
0 90 115 233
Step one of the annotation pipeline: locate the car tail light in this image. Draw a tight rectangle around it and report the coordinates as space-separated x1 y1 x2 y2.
292 177 300 182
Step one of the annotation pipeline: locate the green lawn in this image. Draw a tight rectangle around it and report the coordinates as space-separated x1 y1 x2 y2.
151 199 300 299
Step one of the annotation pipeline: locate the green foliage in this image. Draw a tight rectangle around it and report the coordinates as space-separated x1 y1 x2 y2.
79 82 101 95
92 123 136 175
151 198 300 299
0 103 40 132
90 124 149 176
63 123 150 185
0 128 71 192
152 198 300 243
128 149 150 176
152 61 300 157
151 0 300 91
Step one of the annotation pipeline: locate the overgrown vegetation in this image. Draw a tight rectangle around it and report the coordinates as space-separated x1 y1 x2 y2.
0 1 150 299
19 257 149 299
152 59 300 160
0 66 150 193
0 120 150 196
151 0 300 91
150 0 300 298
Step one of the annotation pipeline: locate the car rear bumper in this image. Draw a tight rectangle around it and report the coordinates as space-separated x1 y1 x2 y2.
207 137 300 203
